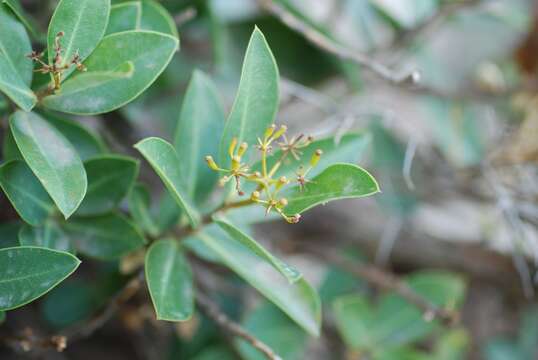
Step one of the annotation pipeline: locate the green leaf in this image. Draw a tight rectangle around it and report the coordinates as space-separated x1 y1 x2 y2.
106 0 178 37
189 225 321 336
106 1 140 35
282 163 379 216
47 0 111 80
138 0 178 38
42 112 107 161
174 70 224 203
0 221 21 248
0 246 80 311
128 183 159 237
237 302 307 360
145 239 193 321
135 137 200 227
333 271 466 352
77 155 139 216
219 27 279 166
61 213 145 260
2 0 38 37
42 31 179 115
3 126 22 161
0 160 54 226
214 217 301 283
19 221 74 253
0 6 36 111
41 280 99 329
10 111 87 219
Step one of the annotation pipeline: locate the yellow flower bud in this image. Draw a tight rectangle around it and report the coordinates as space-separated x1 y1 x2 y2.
237 142 248 157
228 137 238 158
231 155 241 171
310 149 323 167
251 191 260 201
277 198 288 208
273 125 287 139
205 156 219 171
264 124 276 139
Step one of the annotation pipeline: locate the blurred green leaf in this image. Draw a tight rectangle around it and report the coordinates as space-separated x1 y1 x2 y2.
237 302 307 360
10 111 87 219
0 160 54 226
333 271 465 353
106 1 140 34
0 6 36 111
282 163 379 216
0 246 80 311
219 27 279 166
139 0 178 38
41 280 97 329
62 213 145 260
174 70 224 204
106 0 178 38
0 221 21 248
42 31 179 114
77 155 139 216
19 220 74 253
135 137 200 227
2 0 38 37
145 239 193 321
2 129 22 162
128 183 159 237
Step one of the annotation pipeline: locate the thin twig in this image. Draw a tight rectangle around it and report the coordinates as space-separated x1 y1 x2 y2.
196 292 282 360
387 0 482 54
256 0 419 85
62 270 144 342
303 246 460 325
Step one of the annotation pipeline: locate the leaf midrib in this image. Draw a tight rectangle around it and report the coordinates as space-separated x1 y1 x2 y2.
0 266 70 285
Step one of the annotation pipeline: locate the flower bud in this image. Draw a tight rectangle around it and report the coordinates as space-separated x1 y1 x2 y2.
205 156 219 171
228 137 238 158
218 176 229 187
286 214 301 224
251 191 260 201
231 155 241 171
264 124 276 139
310 149 323 167
237 142 248 157
273 125 287 139
277 198 288 208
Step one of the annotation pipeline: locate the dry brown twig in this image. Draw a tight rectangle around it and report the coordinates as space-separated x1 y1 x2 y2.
302 246 460 325
196 291 282 360
256 0 420 85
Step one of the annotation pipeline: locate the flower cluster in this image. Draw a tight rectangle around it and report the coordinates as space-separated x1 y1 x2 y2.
27 31 86 91
205 124 323 223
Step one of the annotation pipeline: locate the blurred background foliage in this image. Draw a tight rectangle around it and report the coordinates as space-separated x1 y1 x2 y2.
2 0 538 359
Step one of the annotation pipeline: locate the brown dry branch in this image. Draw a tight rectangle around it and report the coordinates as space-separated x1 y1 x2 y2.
256 0 419 85
301 245 459 325
196 291 282 360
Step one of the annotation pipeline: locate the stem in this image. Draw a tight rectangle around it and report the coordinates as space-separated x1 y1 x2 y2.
196 292 282 360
